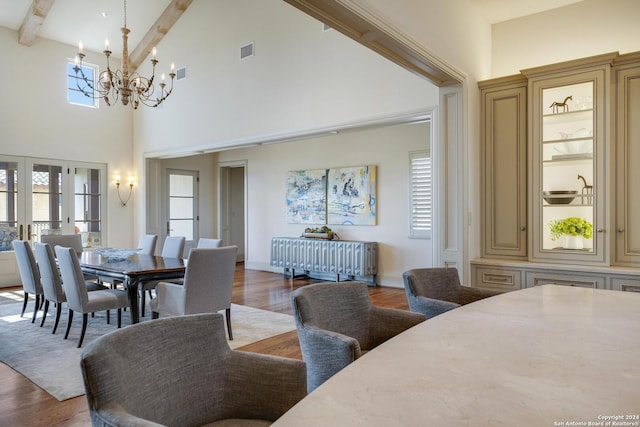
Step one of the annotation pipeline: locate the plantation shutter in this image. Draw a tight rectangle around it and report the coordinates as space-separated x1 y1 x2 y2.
410 151 431 238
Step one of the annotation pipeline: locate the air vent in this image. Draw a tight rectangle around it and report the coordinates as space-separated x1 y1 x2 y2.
176 66 187 81
240 42 254 60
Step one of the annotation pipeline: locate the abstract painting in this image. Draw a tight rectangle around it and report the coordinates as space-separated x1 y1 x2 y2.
286 169 327 224
327 165 376 225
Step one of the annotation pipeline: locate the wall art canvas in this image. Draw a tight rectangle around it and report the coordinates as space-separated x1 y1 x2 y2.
286 169 327 224
327 165 377 225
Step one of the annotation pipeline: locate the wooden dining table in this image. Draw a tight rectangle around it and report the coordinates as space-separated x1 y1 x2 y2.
79 252 186 324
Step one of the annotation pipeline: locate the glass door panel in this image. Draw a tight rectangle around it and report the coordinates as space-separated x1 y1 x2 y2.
0 159 21 250
30 162 63 242
74 167 103 247
167 170 198 243
541 81 595 252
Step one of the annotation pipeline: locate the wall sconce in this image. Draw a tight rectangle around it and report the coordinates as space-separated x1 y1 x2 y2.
115 175 135 207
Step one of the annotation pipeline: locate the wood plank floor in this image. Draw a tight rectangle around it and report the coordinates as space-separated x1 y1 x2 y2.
0 264 409 426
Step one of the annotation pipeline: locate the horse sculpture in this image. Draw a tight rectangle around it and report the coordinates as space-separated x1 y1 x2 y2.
549 95 572 114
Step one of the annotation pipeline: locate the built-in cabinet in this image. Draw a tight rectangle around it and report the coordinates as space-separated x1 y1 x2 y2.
474 52 640 292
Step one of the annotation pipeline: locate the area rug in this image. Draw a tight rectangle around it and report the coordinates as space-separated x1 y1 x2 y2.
0 290 295 401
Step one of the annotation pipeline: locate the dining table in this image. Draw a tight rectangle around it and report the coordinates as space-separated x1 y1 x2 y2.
79 252 186 324
273 285 640 426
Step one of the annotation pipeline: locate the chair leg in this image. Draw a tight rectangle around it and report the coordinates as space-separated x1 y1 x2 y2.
21 292 28 317
64 310 74 340
117 309 122 328
140 290 146 317
152 311 159 319
52 303 62 334
106 310 110 324
78 313 88 348
31 295 40 324
226 307 233 340
40 300 50 327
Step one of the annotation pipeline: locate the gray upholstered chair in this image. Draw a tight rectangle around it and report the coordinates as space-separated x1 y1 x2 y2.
34 242 107 333
55 246 130 347
139 235 185 317
291 281 426 392
100 234 157 289
12 240 44 323
80 313 307 427
402 267 502 318
196 237 222 248
137 234 158 256
41 234 84 255
150 246 237 339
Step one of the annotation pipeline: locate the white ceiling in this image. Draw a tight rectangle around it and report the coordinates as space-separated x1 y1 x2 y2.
0 0 584 55
469 0 584 24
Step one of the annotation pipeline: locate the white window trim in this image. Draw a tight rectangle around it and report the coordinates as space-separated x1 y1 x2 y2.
67 58 99 109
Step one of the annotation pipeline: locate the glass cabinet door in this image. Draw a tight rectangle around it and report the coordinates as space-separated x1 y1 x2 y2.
530 66 608 264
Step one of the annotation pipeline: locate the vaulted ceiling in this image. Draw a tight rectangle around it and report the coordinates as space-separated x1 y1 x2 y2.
0 0 583 73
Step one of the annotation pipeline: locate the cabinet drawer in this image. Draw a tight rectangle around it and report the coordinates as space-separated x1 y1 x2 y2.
473 267 522 291
525 271 606 289
610 277 640 293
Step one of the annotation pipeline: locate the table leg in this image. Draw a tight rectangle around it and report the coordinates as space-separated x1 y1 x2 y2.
126 278 140 324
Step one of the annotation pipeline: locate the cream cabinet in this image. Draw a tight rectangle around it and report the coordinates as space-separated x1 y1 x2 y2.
473 52 640 290
523 55 612 265
479 75 527 260
614 52 640 266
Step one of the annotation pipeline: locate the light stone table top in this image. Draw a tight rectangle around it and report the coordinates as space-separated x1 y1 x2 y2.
274 285 640 426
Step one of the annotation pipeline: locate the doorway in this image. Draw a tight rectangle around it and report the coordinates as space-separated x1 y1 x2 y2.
219 161 246 262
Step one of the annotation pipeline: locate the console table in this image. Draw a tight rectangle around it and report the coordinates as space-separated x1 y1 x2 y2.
270 237 377 285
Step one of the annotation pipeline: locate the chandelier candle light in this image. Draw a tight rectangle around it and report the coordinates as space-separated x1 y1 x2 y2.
73 0 176 109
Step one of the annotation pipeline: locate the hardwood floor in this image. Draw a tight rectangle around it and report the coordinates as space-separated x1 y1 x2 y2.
0 264 409 426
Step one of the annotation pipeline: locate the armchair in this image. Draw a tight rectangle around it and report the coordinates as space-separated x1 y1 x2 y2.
402 267 502 318
80 313 307 427
291 281 425 392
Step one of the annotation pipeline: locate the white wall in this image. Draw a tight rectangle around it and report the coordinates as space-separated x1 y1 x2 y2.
217 121 432 287
491 0 640 77
133 0 435 157
0 26 134 249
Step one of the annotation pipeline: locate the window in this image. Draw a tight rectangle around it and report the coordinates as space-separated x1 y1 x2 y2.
409 150 432 239
67 60 99 108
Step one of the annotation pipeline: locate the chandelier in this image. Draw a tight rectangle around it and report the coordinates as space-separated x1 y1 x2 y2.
73 0 176 109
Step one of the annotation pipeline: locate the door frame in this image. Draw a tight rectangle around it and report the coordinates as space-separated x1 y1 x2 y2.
218 160 247 262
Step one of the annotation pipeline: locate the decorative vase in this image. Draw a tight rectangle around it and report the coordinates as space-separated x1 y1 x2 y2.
564 235 583 250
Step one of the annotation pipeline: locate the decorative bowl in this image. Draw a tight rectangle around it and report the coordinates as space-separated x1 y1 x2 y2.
543 190 578 205
94 248 141 262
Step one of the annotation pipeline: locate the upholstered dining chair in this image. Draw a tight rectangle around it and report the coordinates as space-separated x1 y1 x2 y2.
100 234 158 289
12 240 44 323
34 242 107 333
196 237 222 248
402 267 502 318
150 246 238 339
41 234 83 255
80 313 307 427
137 234 158 256
139 235 185 317
291 281 426 392
55 246 130 347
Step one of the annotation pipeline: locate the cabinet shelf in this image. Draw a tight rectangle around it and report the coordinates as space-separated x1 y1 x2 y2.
543 109 593 123
544 153 593 162
543 137 592 144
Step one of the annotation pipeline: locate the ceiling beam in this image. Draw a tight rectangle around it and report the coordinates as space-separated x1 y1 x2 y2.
129 0 193 71
18 0 56 46
283 0 462 86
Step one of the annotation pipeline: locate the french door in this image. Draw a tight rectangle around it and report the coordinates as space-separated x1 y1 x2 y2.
166 169 198 247
0 156 107 250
